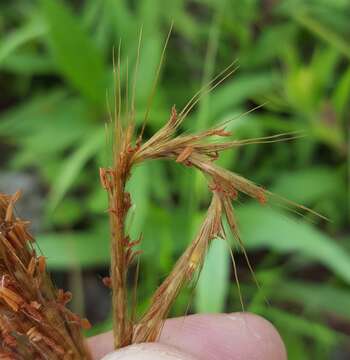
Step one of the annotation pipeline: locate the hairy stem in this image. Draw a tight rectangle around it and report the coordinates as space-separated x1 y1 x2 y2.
110 164 132 348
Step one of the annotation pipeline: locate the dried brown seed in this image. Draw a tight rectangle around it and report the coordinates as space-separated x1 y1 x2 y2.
176 146 193 163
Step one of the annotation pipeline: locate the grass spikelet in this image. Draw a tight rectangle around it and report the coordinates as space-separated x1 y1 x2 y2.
133 193 223 343
0 192 91 359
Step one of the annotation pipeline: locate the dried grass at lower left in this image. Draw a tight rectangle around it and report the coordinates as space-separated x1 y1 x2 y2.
0 192 91 360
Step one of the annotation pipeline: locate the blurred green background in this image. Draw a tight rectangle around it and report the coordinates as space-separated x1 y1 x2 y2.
0 0 349 358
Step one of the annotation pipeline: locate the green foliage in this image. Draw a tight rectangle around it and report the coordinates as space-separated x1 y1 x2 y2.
40 0 108 106
0 0 349 358
196 238 230 313
237 204 350 283
36 230 110 269
48 128 104 212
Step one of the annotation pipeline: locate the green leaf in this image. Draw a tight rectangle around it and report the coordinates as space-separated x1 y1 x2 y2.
135 36 163 107
0 90 67 136
310 47 340 95
283 333 309 360
48 128 104 211
87 186 107 214
51 198 84 226
259 307 340 347
162 0 200 41
333 66 350 119
237 204 350 284
293 13 350 59
208 72 280 119
0 92 95 170
85 316 112 337
104 0 135 42
1 51 54 74
241 23 297 67
40 0 107 106
0 20 46 65
195 238 230 313
276 281 350 320
37 231 109 269
271 167 341 204
142 206 173 272
126 163 150 240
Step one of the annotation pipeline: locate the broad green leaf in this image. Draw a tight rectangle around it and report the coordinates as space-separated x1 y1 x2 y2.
195 238 230 313
48 128 104 211
37 231 109 269
237 204 350 284
40 0 107 106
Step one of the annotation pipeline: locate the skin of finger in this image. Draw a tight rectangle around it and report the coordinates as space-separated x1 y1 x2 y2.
161 313 287 360
87 313 287 360
100 343 198 360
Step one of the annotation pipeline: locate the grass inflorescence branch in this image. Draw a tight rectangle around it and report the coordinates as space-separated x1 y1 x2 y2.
99 43 322 350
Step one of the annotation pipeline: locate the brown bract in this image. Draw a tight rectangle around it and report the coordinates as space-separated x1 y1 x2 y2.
0 192 91 360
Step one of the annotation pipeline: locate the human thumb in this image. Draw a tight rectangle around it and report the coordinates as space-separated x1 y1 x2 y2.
101 342 198 360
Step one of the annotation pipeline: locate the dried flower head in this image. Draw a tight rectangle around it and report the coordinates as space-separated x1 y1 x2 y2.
0 192 91 359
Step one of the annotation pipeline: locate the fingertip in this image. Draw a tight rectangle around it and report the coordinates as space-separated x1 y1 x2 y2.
161 312 287 360
88 312 287 360
231 312 287 360
88 331 114 359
